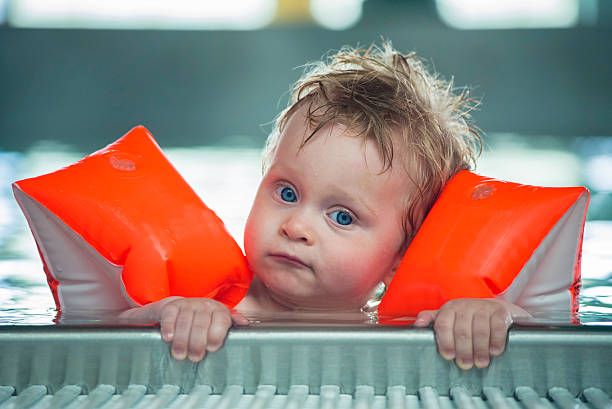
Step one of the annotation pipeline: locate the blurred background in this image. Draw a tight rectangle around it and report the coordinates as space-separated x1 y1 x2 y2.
0 0 611 320
0 0 610 149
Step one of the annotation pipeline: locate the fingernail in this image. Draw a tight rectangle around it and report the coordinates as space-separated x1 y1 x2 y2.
440 350 455 361
456 358 473 370
172 348 186 360
162 331 173 341
475 357 490 368
490 347 502 356
188 353 203 363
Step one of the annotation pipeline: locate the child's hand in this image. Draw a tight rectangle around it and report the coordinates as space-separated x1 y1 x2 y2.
159 297 238 362
120 296 248 362
413 298 530 370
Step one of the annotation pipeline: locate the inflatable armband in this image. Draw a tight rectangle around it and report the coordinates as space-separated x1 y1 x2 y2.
379 171 589 317
13 126 252 312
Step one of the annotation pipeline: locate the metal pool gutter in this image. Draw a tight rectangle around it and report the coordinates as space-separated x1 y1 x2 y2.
0 324 610 407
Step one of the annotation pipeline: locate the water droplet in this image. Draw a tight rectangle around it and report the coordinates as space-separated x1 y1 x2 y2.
471 183 496 200
110 155 136 171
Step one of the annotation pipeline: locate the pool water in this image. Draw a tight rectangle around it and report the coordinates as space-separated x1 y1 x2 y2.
1 133 611 325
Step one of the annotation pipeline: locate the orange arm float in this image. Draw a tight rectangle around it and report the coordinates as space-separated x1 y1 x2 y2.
379 171 589 318
12 126 252 312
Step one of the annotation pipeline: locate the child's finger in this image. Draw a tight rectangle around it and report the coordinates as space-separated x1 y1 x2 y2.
159 303 180 342
489 310 510 356
414 310 438 327
231 310 250 326
432 309 456 360
186 309 212 362
472 311 491 368
171 307 195 361
206 309 233 352
452 310 475 370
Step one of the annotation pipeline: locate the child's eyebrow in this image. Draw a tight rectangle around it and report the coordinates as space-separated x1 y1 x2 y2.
328 186 377 219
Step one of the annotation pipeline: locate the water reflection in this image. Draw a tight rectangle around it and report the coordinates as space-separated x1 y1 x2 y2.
2 306 612 328
1 133 611 326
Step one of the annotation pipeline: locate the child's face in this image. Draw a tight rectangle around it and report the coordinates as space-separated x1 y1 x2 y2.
244 107 408 310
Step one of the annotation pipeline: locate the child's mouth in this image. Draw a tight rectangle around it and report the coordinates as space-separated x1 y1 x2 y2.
268 253 311 269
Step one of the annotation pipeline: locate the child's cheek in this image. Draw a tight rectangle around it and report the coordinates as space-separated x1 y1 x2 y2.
243 201 273 273
243 215 260 268
322 252 370 294
326 239 393 295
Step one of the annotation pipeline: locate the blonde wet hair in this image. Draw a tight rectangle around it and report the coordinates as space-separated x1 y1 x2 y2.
262 41 482 244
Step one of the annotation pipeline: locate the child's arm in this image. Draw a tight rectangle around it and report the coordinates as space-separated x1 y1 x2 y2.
413 298 530 370
119 297 249 362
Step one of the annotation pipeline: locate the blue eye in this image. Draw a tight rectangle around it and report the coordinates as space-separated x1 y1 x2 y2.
330 210 353 226
280 187 297 202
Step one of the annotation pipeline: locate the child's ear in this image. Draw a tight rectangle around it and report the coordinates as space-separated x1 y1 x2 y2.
384 235 411 287
383 250 404 287
382 271 395 288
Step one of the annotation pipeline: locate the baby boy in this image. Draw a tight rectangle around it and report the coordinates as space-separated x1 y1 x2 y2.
122 42 529 370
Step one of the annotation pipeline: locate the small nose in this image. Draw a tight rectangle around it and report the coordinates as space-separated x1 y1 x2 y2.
280 214 314 245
